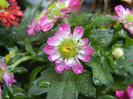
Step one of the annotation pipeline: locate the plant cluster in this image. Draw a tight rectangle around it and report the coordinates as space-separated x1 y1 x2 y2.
0 0 133 99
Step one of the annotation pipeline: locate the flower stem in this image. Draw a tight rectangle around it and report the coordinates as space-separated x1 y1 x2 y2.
63 18 68 24
8 56 44 71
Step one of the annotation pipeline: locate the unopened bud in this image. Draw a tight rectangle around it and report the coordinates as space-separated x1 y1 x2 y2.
112 48 124 58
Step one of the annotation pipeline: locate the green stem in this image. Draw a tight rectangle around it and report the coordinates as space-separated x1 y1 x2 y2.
63 18 68 23
3 78 14 99
8 56 44 71
19 52 29 56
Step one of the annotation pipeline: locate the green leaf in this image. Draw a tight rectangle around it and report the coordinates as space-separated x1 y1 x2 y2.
28 67 96 99
13 67 28 74
28 65 46 88
85 15 115 32
87 29 113 48
24 40 36 56
72 14 95 26
117 46 133 75
98 95 115 99
0 0 8 8
86 57 113 86
124 35 133 47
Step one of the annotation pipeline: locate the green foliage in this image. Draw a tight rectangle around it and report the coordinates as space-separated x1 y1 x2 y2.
28 68 96 99
0 0 133 99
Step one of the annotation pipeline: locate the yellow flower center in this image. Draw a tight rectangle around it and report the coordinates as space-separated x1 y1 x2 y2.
59 39 77 58
47 2 67 19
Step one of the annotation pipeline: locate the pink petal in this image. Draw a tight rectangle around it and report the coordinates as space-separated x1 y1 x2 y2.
78 38 89 46
65 58 76 67
129 21 133 25
60 13 69 19
79 46 94 55
59 9 68 14
116 90 129 99
48 52 61 62
72 60 83 74
67 0 80 7
59 23 71 35
2 62 7 71
54 30 70 41
42 23 54 32
123 23 129 29
67 4 81 12
126 8 131 14
40 15 55 32
128 27 133 35
28 28 35 35
127 84 133 99
73 26 84 40
47 37 61 46
115 5 125 18
55 57 63 64
78 53 90 62
55 62 65 73
44 45 57 55
2 72 14 87
113 16 123 23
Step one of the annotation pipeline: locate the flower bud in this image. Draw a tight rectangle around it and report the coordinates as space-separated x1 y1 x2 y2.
112 48 124 58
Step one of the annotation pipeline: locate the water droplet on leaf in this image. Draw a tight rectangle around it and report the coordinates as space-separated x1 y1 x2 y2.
38 79 52 88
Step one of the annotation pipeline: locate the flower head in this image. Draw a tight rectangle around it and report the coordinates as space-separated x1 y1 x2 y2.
114 5 133 35
0 0 24 26
44 23 94 74
116 84 133 99
28 9 57 35
28 0 81 35
0 61 14 87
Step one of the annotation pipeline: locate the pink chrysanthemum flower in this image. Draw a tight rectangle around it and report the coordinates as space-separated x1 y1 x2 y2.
116 84 133 99
28 0 81 35
0 61 14 99
114 5 133 35
44 23 94 74
0 61 14 87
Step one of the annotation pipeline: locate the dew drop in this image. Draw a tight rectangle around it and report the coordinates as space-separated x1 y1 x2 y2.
37 79 52 88
94 80 99 84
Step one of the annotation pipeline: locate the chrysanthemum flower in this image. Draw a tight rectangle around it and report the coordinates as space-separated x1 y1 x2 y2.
28 0 81 35
46 0 81 19
44 23 94 74
0 61 14 99
114 5 133 35
116 84 133 99
0 61 14 87
0 0 23 27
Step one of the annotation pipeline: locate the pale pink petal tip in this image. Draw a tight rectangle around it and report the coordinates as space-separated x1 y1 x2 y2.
55 62 65 73
115 5 125 17
59 23 71 34
73 26 84 40
44 45 56 55
72 61 83 74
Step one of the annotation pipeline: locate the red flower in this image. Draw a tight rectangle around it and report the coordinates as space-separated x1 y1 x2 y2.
0 0 23 26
